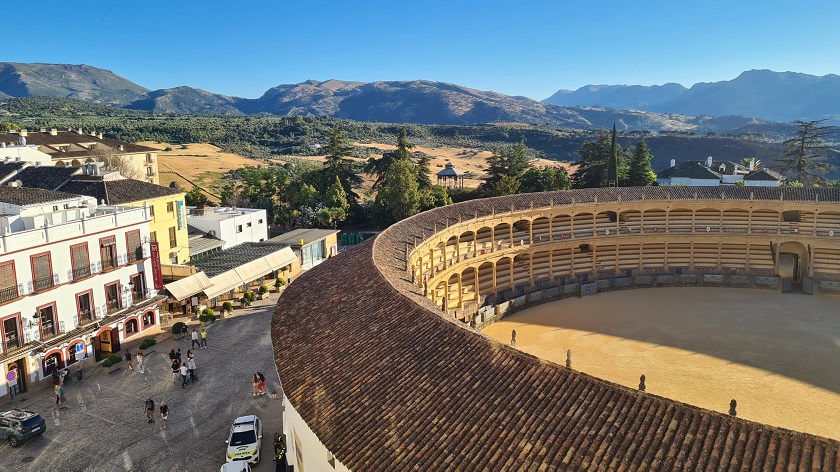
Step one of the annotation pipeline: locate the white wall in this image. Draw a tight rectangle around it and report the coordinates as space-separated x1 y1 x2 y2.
745 180 782 187
187 208 268 250
284 394 351 472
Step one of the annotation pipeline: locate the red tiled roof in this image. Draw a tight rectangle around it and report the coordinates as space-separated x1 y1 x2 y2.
0 131 156 154
272 186 840 471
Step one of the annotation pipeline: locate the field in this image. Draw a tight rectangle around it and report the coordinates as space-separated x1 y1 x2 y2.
481 287 840 440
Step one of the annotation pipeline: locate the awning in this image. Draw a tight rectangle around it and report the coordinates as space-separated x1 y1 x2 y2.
234 258 273 284
164 272 213 301
202 270 242 300
263 247 298 270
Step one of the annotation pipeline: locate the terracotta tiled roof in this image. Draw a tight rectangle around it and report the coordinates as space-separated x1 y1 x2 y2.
57 178 182 205
273 186 840 471
14 166 80 190
0 186 80 206
0 131 156 154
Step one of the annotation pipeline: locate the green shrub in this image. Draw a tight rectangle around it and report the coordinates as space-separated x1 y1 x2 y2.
172 322 185 334
201 307 215 317
240 297 251 307
244 291 256 302
164 146 172 152
222 301 233 312
102 353 122 368
274 277 285 287
259 285 269 294
199 313 216 324
139 338 157 350
191 305 200 314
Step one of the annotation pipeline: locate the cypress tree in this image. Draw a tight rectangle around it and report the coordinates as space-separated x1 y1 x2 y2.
607 123 618 186
627 140 657 187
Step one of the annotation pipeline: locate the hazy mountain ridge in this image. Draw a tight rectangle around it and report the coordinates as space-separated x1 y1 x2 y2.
0 62 149 105
545 70 840 124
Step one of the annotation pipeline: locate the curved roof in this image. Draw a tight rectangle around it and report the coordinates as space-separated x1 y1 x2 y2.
272 186 840 471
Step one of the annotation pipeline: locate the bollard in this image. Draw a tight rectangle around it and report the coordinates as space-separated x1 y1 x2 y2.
729 399 737 416
566 349 572 369
639 375 646 392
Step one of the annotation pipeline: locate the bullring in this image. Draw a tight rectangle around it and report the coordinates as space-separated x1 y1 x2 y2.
272 186 840 471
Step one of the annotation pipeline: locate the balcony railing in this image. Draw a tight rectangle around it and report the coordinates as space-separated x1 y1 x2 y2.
71 265 91 281
4 334 22 352
78 309 95 326
31 274 59 293
128 248 144 263
106 299 121 313
0 284 21 303
102 256 118 271
40 323 58 340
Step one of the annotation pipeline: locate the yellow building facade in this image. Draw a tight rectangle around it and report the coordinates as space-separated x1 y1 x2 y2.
125 193 190 265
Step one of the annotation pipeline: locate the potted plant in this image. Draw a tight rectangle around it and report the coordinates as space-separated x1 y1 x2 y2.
172 322 185 339
258 285 269 299
240 294 252 308
274 277 285 291
222 301 233 316
199 308 216 326
139 337 157 350
101 353 122 372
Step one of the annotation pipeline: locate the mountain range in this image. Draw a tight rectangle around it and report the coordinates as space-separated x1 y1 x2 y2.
544 70 840 124
0 63 836 130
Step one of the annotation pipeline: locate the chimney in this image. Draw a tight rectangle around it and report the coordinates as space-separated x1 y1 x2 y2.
19 129 27 137
40 128 46 132
77 128 83 135
670 159 676 168
118 145 125 152
749 159 755 171
98 133 103 139
706 156 713 168
50 128 58 136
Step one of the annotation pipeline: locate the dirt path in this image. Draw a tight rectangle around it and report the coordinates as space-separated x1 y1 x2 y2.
481 287 840 440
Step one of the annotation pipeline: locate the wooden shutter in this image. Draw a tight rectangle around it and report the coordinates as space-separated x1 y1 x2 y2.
32 254 51 280
0 263 15 290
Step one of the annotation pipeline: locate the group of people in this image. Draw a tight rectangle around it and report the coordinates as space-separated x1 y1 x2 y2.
169 349 198 388
184 327 208 350
53 379 67 410
144 397 169 428
124 350 147 374
253 372 266 396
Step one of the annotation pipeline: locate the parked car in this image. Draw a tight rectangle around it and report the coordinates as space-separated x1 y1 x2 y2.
0 409 46 447
225 415 262 464
220 460 251 472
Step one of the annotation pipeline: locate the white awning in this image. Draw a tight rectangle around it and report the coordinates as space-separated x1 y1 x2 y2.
165 272 213 301
263 247 298 270
201 246 300 300
234 258 273 285
202 270 242 300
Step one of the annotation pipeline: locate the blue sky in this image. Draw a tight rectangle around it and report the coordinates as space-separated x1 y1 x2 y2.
4 0 839 100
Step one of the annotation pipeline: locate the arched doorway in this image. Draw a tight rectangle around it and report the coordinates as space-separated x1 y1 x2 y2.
43 352 63 377
93 328 121 361
777 241 809 291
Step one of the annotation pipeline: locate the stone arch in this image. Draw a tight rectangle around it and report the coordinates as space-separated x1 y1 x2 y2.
512 219 530 245
458 230 475 260
551 214 571 240
495 257 513 292
531 217 550 242
476 227 493 255
572 212 594 238
460 266 478 303
55 160 66 167
125 317 140 336
513 253 531 288
777 241 809 282
493 222 511 250
70 159 82 167
618 210 641 235
668 208 693 233
477 262 495 296
694 208 721 232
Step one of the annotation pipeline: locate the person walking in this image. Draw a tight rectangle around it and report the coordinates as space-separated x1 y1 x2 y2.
180 364 189 388
200 329 207 349
181 323 188 341
168 349 177 361
145 397 155 423
58 382 67 410
191 328 200 349
159 401 169 429
136 352 145 374
175 349 182 363
187 356 197 383
171 358 181 383
257 372 266 395
54 383 60 406
252 373 260 397
125 350 133 372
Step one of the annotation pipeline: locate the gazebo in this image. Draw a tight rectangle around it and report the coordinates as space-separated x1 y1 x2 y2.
436 162 465 189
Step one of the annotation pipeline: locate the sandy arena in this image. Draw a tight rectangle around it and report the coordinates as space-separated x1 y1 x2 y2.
482 287 840 440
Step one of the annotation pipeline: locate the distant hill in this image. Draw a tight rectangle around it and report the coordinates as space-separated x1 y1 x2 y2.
544 70 840 124
124 86 244 116
0 62 148 105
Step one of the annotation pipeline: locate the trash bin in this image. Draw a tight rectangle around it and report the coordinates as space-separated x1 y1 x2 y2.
76 367 83 381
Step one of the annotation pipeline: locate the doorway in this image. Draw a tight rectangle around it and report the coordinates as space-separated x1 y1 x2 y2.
6 359 26 394
94 328 121 361
779 253 800 281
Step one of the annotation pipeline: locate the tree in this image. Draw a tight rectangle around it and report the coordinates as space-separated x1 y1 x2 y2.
485 140 532 187
774 119 837 186
365 127 414 188
185 186 212 206
740 157 762 170
573 133 611 189
0 121 21 132
607 124 619 186
487 175 521 197
92 146 144 180
320 176 349 228
416 152 432 189
626 140 657 187
519 166 571 193
321 126 361 202
419 185 453 211
377 159 420 222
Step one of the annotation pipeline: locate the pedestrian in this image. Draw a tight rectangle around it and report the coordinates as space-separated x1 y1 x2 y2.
187 356 197 383
58 382 67 410
181 323 188 341
145 397 155 423
159 401 169 429
200 328 207 349
125 350 133 372
191 328 200 349
257 372 266 395
54 383 60 406
175 349 182 363
171 359 181 383
252 373 260 397
51 367 60 385
168 349 176 361
136 352 145 374
180 364 189 388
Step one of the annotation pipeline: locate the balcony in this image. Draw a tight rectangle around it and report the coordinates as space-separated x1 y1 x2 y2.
40 323 58 341
77 309 95 326
4 334 22 352
71 265 91 281
31 274 59 293
0 284 21 303
101 256 118 271
106 299 122 314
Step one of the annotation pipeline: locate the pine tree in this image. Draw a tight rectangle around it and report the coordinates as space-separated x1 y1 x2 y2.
377 159 420 222
774 119 837 186
485 140 533 187
572 133 612 189
365 127 414 189
322 126 361 202
626 140 657 187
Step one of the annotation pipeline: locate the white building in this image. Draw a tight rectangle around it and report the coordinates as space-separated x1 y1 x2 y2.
0 186 161 399
657 157 786 187
185 206 268 250
0 140 52 166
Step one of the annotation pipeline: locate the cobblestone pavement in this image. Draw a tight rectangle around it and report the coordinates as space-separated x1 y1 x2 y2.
0 293 285 472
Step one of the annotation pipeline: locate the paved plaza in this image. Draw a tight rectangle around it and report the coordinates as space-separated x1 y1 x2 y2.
0 292 285 472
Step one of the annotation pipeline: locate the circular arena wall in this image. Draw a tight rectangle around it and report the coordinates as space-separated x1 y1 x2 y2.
272 187 840 471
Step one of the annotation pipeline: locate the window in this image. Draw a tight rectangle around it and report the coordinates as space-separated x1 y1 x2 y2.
236 225 243 233
0 262 18 303
67 342 84 365
70 244 90 280
100 236 117 270
126 231 142 263
38 304 58 340
169 227 177 249
31 253 54 292
105 282 121 313
150 231 157 243
146 167 154 177
167 202 174 212
149 206 155 218
258 219 263 224
125 319 138 335
143 311 155 327
130 273 145 303
2 314 22 352
76 291 94 325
